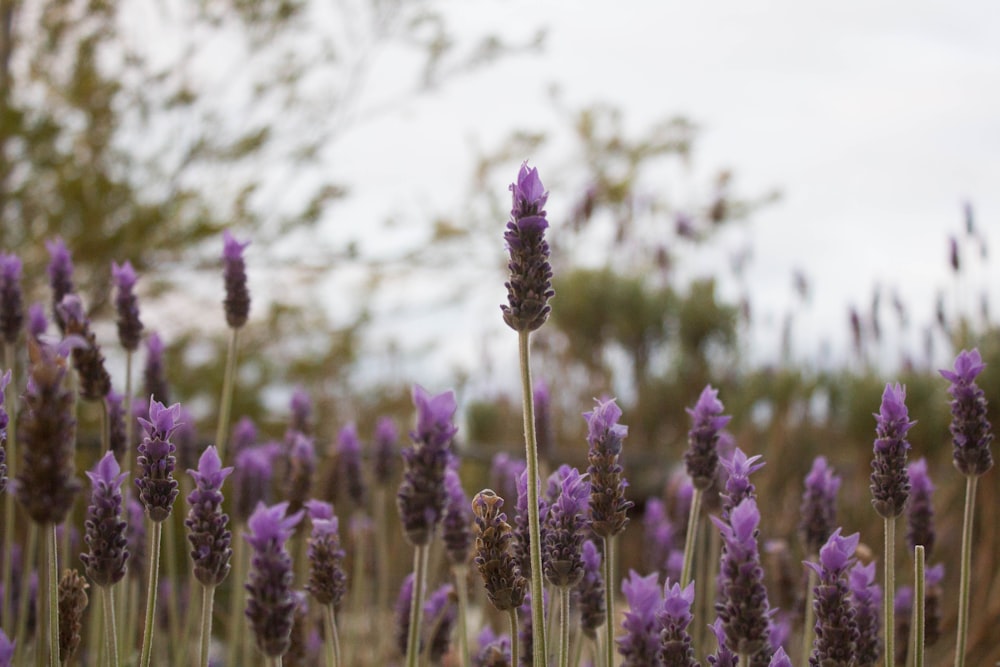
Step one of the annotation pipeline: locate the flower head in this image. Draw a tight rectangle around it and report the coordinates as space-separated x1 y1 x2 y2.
870 383 913 519
336 422 366 505
501 161 554 332
185 446 234 587
472 489 526 612
442 465 473 565
542 467 591 588
284 432 315 516
906 457 936 557
0 253 24 345
768 647 793 667
288 386 312 435
720 448 765 517
135 399 182 522
233 444 279 523
222 230 251 329
577 539 606 639
849 560 881 667
799 456 841 556
305 509 347 609
80 451 129 587
805 528 860 667
46 237 75 333
112 260 144 351
941 348 994 477
617 570 662 666
143 332 170 405
58 294 112 401
585 397 633 537
685 385 732 490
373 416 398 485
28 302 47 339
58 569 88 664
658 579 697 667
707 617 738 667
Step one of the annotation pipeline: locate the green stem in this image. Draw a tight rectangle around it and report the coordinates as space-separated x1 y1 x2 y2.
375 487 390 661
215 328 240 462
164 509 183 663
517 330 548 665
679 488 703 587
884 517 895 667
452 565 470 667
14 522 38 665
801 566 817 666
124 351 134 473
508 608 519 667
2 342 16 631
953 475 977 667
199 584 216 667
139 521 163 667
404 544 429 667
103 585 120 667
914 545 925 667
323 603 341 667
603 535 617 667
47 525 59 667
558 586 570 667
228 530 247 666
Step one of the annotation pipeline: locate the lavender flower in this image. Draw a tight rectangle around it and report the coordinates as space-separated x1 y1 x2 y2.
395 574 416 657
223 230 251 329
848 560 881 667
126 496 146 579
685 385 731 490
657 579 697 667
542 466 591 588
805 528 860 667
16 341 81 524
712 498 772 657
397 385 457 546
0 253 24 344
135 399 182 522
80 451 129 587
336 422 365 506
424 583 457 663
105 390 128 463
533 378 554 464
283 433 315 518
58 294 112 401
768 647 792 667
870 382 913 519
185 446 234 587
233 444 278 523
244 501 304 658
442 465 473 566
112 260 144 351
941 348 994 477
28 302 47 339
473 626 512 667
288 387 312 435
799 456 841 556
924 563 945 647
231 416 258 454
585 397 633 538
472 489 526 612
501 161 554 332
906 457 935 556
720 447 765 517
46 237 75 333
707 617 738 667
0 627 13 667
143 332 170 405
304 505 347 609
643 498 675 574
512 468 545 578
577 539 606 639
373 416 398 485
617 570 662 667
57 569 88 664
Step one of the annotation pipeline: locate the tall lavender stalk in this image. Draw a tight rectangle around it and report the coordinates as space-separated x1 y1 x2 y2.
443 466 473 667
304 502 346 667
798 455 841 665
805 529 860 667
939 349 993 667
216 230 251 462
870 383 912 667
502 161 554 667
0 366 13 632
112 260 143 476
0 253 22 634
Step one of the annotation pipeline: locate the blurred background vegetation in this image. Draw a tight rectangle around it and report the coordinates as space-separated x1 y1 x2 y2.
1 0 997 664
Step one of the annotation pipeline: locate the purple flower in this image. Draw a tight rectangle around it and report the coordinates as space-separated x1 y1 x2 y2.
542 466 591 588
533 378 554 464
80 451 130 587
472 489 526 612
442 465 473 566
642 498 675 574
16 341 81 524
28 302 47 339
658 579 697 667
185 446 234 587
112 260 144 351
373 416 398 485
126 496 146 579
244 501 303 658
230 416 258 454
501 161 554 332
805 528 860 667
870 382 913 519
720 448 765 517
288 386 312 435
143 332 170 405
395 574 416 657
0 370 10 495
848 560 881 667
577 539 606 639
0 627 14 667
337 422 366 505
685 385 732 490
941 348 994 477
105 390 128 464
397 385 457 545
233 444 278 523
472 626 512 667
799 456 841 556
906 457 935 557
585 397 633 537
135 399 182 522
284 432 315 516
617 570 662 667
768 647 792 667
0 253 24 345
707 617 738 667
423 583 457 663
58 294 112 401
222 230 251 329
46 237 75 333
712 498 772 657
512 468 545 578
305 507 347 609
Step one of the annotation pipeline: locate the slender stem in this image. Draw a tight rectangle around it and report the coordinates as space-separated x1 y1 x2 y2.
884 517 895 667
102 585 120 667
800 566 818 667
508 608 519 667
139 522 163 667
452 565 470 667
323 604 341 667
738 653 749 667
517 330 548 665
603 535 617 667
404 544 429 667
2 342 16 630
47 525 59 667
14 522 38 665
914 545 925 667
375 487 390 661
164 510 184 663
215 328 240 462
198 584 216 667
228 530 247 666
679 488 703 586
558 586 570 667
274 656 283 667
953 475 977 667
569 627 583 667
124 351 134 473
